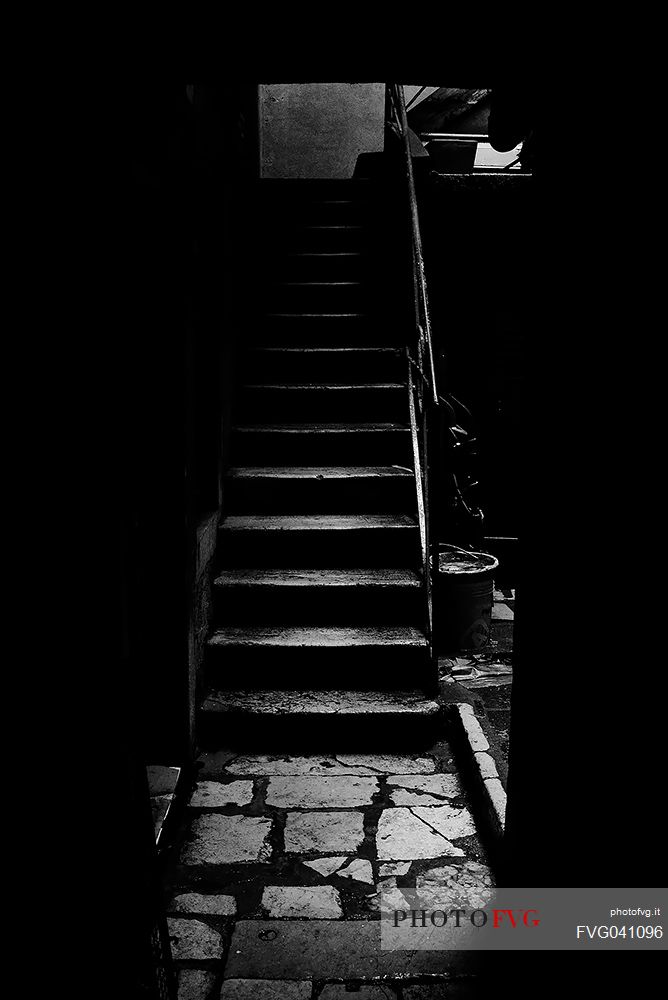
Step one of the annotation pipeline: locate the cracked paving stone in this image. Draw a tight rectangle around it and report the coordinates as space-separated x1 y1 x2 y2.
378 861 411 877
220 981 311 1000
227 755 354 776
411 805 476 841
334 754 436 774
226 754 435 776
261 885 343 919
336 858 374 884
319 985 398 999
167 918 223 960
386 774 461 806
265 775 378 809
415 860 495 908
284 811 365 854
303 856 348 877
168 892 236 916
376 809 465 860
179 814 273 864
177 968 217 1000
189 779 254 808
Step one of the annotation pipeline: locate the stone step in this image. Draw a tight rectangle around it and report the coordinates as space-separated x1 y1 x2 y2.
208 624 427 646
279 225 370 253
218 513 419 568
258 313 402 346
214 566 421 588
256 178 374 200
224 919 478 980
261 280 368 312
198 688 442 749
225 465 414 513
231 422 412 465
272 251 368 281
245 346 405 383
205 626 429 691
237 383 407 422
260 198 378 226
212 567 423 625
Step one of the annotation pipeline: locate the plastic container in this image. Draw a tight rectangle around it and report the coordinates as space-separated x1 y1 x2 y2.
436 544 499 653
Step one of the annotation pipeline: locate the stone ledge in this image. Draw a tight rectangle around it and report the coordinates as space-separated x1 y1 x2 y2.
447 703 507 840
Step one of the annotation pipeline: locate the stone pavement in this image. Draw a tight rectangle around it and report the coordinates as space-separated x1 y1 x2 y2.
163 745 495 998
441 587 515 787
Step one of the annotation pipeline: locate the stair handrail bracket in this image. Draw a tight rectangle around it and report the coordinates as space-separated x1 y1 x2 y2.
386 83 440 680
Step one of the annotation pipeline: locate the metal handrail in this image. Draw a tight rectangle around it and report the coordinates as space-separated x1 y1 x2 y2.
387 84 439 408
386 83 440 673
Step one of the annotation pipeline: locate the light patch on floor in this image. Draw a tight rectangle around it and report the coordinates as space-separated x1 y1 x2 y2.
376 808 465 860
261 884 343 919
386 773 461 805
411 804 476 841
189 779 254 808
179 814 273 865
168 892 237 916
265 775 378 808
302 856 349 877
167 918 223 960
336 858 374 884
283 811 366 854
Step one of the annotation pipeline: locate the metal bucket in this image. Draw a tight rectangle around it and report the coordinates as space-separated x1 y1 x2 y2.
436 544 500 653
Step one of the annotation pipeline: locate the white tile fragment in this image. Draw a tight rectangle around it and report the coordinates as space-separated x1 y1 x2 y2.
302 856 348 877
336 858 374 884
283 811 365 854
179 814 272 864
265 775 377 808
189 780 254 808
411 805 476 841
261 885 343 919
376 808 465 860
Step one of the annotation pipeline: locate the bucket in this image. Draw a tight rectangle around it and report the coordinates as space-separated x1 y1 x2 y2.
435 544 499 653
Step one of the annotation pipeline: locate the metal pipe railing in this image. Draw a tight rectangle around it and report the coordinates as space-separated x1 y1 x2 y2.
386 83 440 670
387 83 439 408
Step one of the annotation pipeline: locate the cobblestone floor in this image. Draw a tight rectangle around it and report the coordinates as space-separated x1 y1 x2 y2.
163 745 495 998
441 588 514 786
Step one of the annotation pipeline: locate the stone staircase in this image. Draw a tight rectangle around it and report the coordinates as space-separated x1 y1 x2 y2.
199 179 440 746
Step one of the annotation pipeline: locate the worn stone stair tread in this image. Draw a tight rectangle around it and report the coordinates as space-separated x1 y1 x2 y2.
273 281 363 287
227 466 413 480
243 382 405 391
220 514 416 531
266 312 366 319
287 250 365 257
235 422 409 434
208 625 428 648
201 688 440 715
213 568 421 588
250 346 400 354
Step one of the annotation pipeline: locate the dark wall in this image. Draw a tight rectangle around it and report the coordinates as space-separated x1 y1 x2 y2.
111 82 259 763
422 172 533 538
